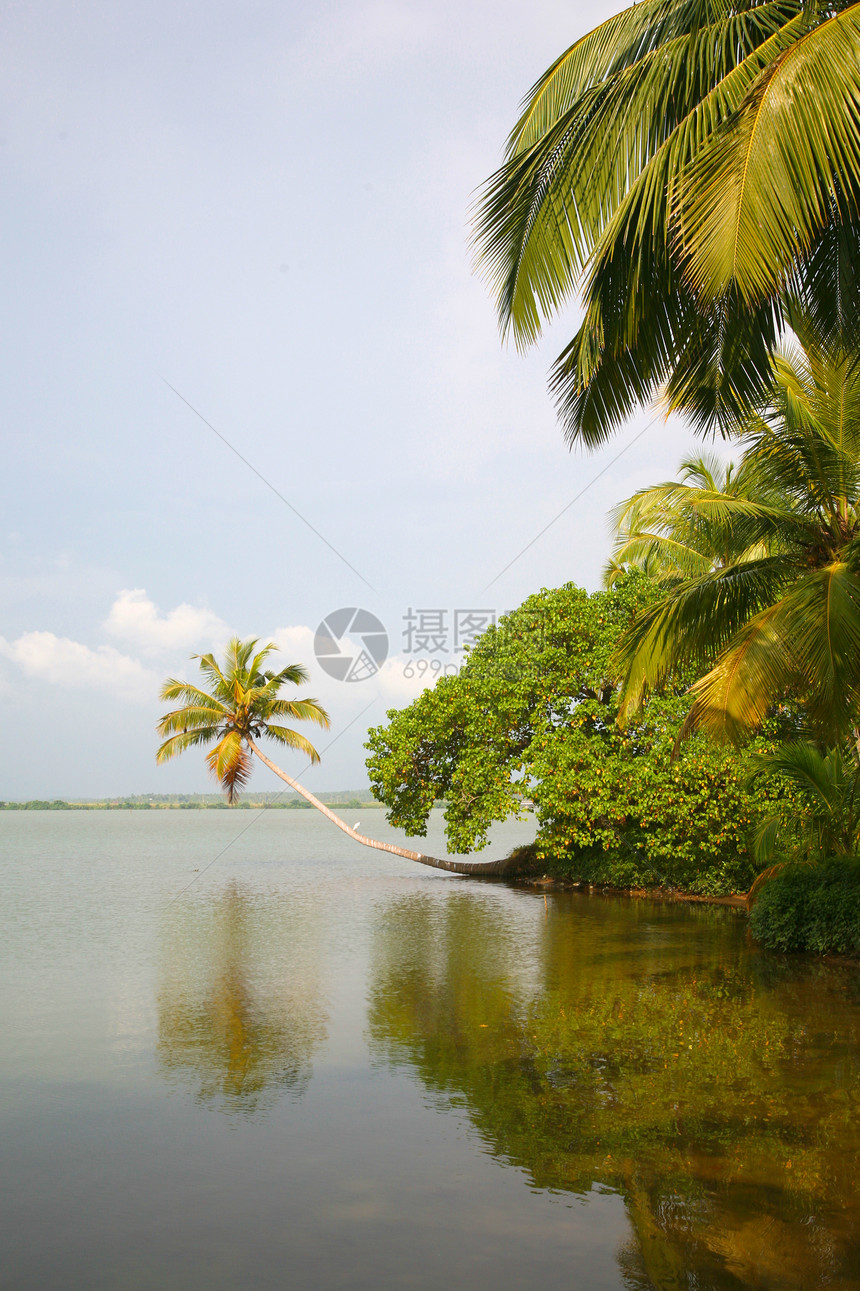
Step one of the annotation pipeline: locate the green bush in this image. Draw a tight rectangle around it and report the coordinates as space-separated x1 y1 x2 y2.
750 858 860 954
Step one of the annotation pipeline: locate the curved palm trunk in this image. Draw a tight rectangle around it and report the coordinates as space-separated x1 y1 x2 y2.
248 739 517 876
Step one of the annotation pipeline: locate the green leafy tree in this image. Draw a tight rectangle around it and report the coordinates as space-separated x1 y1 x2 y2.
474 0 860 445
366 579 775 893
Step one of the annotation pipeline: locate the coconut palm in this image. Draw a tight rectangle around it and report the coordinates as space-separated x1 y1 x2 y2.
156 637 517 876
613 316 860 743
605 453 779 585
749 739 860 869
156 638 329 803
474 0 860 446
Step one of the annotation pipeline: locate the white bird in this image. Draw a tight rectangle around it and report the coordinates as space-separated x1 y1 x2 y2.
353 821 360 830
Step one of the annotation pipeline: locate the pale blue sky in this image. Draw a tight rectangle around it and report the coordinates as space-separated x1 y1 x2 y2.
2 0 712 797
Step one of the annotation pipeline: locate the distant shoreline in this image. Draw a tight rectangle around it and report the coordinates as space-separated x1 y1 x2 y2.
0 792 385 811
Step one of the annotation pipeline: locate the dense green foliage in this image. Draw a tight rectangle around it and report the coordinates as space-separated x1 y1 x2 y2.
750 858 860 954
750 739 860 869
366 577 780 894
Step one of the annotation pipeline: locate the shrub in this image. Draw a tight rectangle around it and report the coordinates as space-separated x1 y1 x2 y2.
750 858 860 955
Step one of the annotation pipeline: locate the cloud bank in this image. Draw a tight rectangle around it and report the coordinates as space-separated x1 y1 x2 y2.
104 588 230 655
0 631 157 702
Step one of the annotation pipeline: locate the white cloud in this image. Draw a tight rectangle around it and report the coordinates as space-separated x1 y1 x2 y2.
373 654 441 706
104 588 230 655
0 631 157 702
270 623 316 663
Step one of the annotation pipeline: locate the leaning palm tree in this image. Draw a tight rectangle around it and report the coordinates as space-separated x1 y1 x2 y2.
614 314 860 744
156 637 516 876
474 0 860 445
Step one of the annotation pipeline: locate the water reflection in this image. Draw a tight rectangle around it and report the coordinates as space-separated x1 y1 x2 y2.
368 891 860 1289
157 882 327 1114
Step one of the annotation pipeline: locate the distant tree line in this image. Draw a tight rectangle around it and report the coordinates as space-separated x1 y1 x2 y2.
0 793 381 811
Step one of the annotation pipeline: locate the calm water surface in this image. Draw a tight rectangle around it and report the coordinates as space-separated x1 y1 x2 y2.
2 809 859 1289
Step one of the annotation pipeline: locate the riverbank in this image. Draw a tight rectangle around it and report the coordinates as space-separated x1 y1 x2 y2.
515 874 749 908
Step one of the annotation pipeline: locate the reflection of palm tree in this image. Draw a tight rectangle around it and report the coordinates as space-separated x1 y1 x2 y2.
157 883 327 1113
368 891 860 1287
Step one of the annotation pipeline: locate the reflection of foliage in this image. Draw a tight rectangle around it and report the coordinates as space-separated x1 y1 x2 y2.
368 892 860 1288
157 883 327 1114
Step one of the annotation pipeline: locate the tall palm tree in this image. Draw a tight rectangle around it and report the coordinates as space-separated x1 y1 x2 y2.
474 0 860 446
605 452 777 585
613 316 860 743
156 637 517 876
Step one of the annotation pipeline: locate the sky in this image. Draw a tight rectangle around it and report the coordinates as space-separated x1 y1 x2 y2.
1 0 717 798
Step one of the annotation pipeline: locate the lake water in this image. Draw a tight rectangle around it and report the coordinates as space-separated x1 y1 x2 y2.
2 809 860 1289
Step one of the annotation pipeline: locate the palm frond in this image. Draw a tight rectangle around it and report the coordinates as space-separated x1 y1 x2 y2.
156 727 221 763
475 0 803 347
263 725 322 764
678 7 860 303
206 731 253 804
608 532 717 581
193 652 233 700
614 556 797 716
688 563 860 738
265 697 330 727
156 705 225 737
158 679 229 710
273 662 310 687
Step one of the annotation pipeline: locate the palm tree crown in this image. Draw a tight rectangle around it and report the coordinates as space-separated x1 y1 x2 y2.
605 452 781 585
474 0 860 445
614 317 860 742
156 637 329 802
